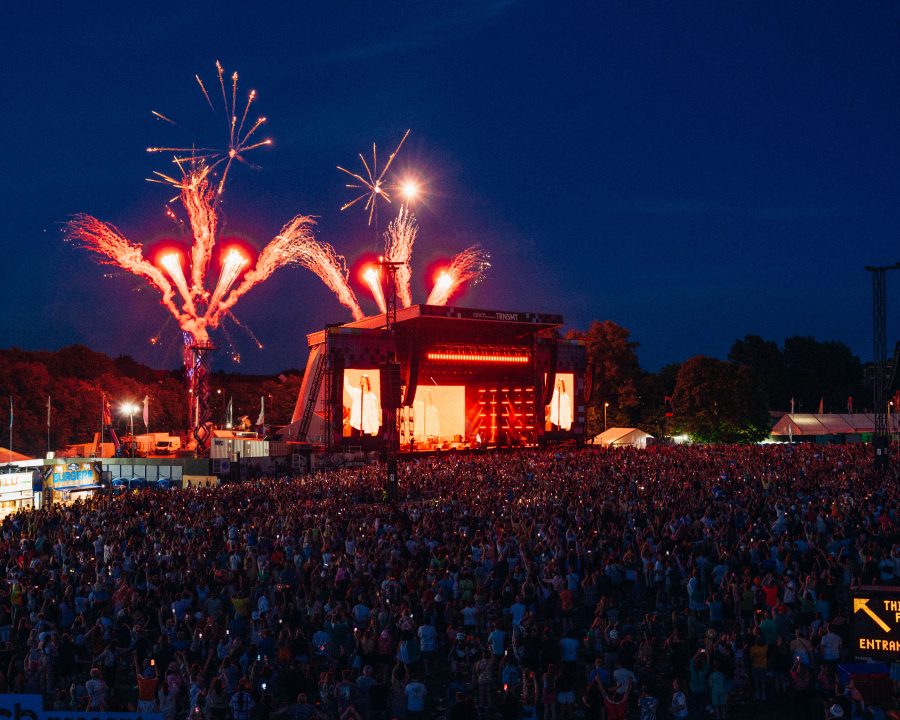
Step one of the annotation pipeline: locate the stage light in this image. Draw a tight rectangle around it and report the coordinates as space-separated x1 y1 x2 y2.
426 351 529 364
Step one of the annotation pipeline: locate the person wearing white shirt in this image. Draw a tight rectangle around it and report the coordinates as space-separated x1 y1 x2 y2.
549 378 573 431
820 625 842 665
404 676 427 718
345 375 381 436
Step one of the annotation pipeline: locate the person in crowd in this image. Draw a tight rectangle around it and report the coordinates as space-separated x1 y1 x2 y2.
0 442 893 719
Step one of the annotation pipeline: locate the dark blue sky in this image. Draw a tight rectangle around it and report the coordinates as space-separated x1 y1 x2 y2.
2 2 898 373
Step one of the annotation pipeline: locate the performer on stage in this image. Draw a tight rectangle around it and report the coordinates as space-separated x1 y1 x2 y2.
549 377 573 431
344 374 381 436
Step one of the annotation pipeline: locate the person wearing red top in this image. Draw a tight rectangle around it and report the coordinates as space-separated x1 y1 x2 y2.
762 577 779 609
596 678 631 720
559 588 575 632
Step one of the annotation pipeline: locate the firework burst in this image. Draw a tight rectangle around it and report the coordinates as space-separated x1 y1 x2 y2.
69 163 339 346
338 129 410 226
147 61 272 195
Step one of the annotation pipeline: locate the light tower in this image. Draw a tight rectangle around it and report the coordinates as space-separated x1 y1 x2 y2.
186 337 216 457
865 262 900 468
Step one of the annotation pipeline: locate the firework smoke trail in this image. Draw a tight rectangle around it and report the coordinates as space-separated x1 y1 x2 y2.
426 246 491 305
363 267 387 314
383 205 417 307
227 311 264 350
179 164 218 298
67 215 188 325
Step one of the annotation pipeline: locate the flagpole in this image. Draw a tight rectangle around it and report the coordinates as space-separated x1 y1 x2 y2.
47 395 51 456
8 396 12 464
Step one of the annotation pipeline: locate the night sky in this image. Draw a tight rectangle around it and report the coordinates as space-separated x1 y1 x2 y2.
2 2 899 374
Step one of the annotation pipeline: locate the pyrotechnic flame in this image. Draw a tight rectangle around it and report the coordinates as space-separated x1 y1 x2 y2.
67 215 187 324
338 129 410 226
426 246 491 305
159 252 196 314
209 216 364 323
383 205 417 308
363 266 387 314
210 248 249 313
147 61 272 196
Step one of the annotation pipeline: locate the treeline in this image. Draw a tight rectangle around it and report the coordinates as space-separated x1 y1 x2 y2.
0 346 301 457
570 323 868 443
0 327 870 453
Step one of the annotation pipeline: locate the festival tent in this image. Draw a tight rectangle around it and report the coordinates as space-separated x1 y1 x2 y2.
770 413 898 440
593 427 654 448
0 448 33 463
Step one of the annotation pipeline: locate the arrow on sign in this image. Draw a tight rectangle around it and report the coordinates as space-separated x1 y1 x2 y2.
854 598 891 633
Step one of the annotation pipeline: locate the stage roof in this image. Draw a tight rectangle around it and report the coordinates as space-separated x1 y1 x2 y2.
308 305 564 345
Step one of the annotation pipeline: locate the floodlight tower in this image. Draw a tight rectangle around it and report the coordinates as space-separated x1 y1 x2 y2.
186 338 216 457
379 259 404 502
865 262 900 468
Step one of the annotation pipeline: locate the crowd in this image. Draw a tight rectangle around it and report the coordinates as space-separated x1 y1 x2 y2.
0 443 897 720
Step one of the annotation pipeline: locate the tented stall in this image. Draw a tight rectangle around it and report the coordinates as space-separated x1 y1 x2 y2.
592 427 654 448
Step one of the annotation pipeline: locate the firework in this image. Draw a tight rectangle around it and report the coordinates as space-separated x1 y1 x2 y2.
426 246 491 305
210 247 249 311
363 266 387 314
147 61 272 195
338 129 410 226
159 252 195 312
67 214 186 324
383 205 416 308
208 215 365 323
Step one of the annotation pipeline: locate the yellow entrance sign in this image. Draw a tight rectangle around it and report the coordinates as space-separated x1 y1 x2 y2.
852 587 900 661
853 597 891 633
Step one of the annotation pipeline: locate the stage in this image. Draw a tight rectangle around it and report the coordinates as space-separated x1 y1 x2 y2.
282 305 586 451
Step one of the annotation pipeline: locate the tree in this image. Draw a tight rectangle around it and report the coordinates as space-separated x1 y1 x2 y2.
671 356 770 443
0 346 301 456
728 335 788 411
567 320 641 435
783 336 864 412
636 362 680 438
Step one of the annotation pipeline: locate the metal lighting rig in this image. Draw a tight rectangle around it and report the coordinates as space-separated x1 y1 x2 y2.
865 262 900 468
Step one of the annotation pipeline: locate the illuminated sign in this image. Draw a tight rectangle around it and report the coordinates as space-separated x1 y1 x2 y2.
423 306 564 325
852 586 900 660
51 462 97 488
0 473 31 491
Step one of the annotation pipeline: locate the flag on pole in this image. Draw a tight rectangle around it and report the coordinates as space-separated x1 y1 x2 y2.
102 392 112 426
256 396 265 426
226 396 234 429
47 395 51 428
847 396 853 414
663 395 673 418
818 397 824 415
8 396 12 430
142 395 149 429
790 397 795 414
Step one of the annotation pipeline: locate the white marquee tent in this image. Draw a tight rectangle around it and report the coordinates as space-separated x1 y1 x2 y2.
592 427 654 448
